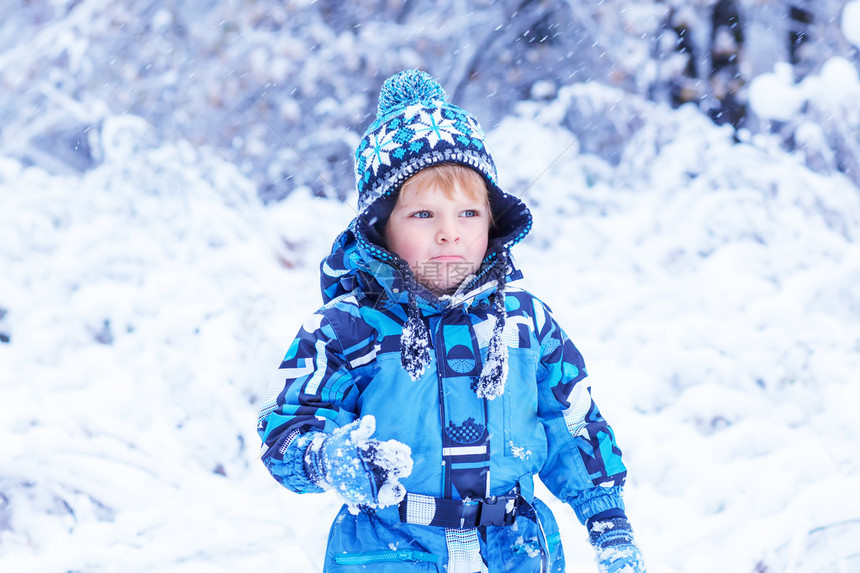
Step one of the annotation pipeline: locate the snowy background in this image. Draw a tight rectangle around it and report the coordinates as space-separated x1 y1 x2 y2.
2 1 860 572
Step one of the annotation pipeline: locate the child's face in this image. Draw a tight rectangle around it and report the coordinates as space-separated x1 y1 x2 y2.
384 178 490 295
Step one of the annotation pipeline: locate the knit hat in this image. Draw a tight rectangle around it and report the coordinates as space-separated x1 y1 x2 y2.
353 70 531 262
354 70 501 215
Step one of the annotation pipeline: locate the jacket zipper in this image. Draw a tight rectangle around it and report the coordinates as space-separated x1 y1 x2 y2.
333 549 440 565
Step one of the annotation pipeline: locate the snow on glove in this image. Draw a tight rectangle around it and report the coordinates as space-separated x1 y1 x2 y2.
304 415 413 509
588 515 647 573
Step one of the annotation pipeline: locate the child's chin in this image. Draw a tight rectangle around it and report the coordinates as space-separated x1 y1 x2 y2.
420 276 470 297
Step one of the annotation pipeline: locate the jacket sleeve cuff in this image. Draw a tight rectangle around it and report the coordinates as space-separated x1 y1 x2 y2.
262 430 326 494
567 485 626 525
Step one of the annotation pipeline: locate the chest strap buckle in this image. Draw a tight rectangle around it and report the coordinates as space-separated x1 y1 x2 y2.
398 492 519 529
477 495 517 527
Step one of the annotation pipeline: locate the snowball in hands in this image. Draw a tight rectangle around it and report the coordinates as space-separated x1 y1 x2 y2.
304 416 413 508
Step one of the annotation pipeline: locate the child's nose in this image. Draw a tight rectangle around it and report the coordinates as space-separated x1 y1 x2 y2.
435 219 460 243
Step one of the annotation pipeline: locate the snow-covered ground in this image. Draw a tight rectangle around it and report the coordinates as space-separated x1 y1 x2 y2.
3 43 860 573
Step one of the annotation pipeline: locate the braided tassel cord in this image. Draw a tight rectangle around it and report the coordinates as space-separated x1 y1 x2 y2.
473 289 508 399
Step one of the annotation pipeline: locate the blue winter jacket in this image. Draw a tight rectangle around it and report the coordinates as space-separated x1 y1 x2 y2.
257 195 628 571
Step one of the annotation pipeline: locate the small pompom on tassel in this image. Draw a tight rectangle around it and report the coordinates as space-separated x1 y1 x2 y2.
400 291 431 381
473 288 509 400
377 70 447 117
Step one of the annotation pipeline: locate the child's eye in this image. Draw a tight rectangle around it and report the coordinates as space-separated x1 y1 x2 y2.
411 211 432 219
461 209 480 218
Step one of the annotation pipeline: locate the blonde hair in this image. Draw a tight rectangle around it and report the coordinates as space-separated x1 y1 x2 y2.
400 163 494 226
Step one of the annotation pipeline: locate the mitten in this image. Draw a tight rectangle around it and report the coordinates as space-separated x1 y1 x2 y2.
588 513 647 573
304 415 413 508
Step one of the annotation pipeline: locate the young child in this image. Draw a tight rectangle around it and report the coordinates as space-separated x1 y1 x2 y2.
257 70 646 573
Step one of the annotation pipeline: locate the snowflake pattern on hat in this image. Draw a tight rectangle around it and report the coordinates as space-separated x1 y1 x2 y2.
359 124 400 178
